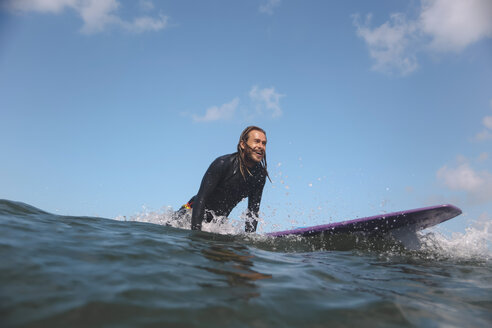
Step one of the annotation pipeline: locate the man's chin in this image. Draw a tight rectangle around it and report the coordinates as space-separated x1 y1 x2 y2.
253 156 263 163
246 157 260 165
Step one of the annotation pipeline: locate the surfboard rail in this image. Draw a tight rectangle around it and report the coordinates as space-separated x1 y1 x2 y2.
266 204 462 238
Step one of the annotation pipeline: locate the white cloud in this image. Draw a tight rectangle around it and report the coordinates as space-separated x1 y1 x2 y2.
249 85 284 118
475 99 492 141
354 0 492 75
124 14 168 34
4 0 77 13
4 0 168 34
192 98 239 122
437 160 492 204
483 116 492 130
191 85 284 122
77 0 120 34
420 0 492 52
478 152 489 162
437 163 484 191
259 0 281 15
139 0 154 12
353 13 419 75
475 130 492 141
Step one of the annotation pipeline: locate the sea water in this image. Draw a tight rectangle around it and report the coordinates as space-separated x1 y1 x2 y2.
1 199 491 327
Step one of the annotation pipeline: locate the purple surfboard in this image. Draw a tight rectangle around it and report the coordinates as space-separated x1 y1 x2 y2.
267 204 462 238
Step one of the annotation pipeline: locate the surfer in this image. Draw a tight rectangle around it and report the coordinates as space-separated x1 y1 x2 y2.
177 126 270 232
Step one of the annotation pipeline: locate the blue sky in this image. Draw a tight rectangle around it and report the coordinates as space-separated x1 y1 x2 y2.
1 0 491 234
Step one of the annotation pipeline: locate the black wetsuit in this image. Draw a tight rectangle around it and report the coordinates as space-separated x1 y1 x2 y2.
184 153 266 232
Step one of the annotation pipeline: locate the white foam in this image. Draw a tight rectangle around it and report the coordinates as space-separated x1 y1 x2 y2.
114 206 255 236
114 206 185 227
418 218 492 261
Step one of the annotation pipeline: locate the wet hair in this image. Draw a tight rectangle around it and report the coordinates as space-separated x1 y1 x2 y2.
237 126 271 182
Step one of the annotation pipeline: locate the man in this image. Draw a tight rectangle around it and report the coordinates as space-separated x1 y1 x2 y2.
179 126 270 232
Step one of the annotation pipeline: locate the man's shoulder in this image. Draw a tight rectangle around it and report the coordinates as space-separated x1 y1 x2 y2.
213 152 238 165
208 153 238 170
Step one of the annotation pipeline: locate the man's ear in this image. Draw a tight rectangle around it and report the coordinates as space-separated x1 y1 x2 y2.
240 140 245 150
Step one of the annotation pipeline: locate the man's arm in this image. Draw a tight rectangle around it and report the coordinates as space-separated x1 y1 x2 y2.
191 158 224 230
246 177 266 232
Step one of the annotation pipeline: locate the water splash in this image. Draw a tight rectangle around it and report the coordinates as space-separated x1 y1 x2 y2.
115 204 491 262
114 206 181 226
418 220 491 261
115 206 249 235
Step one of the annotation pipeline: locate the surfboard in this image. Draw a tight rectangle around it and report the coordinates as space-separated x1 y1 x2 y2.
267 204 462 238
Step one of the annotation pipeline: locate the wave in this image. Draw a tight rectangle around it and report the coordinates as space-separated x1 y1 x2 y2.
118 203 492 262
1 199 490 328
0 199 49 217
1 199 490 262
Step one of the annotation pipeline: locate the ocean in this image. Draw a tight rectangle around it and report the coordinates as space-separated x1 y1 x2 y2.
1 199 491 327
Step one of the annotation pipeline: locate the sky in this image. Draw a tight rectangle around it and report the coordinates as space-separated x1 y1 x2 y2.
1 0 491 234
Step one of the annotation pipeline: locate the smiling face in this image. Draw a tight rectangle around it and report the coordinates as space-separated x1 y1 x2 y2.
240 129 267 167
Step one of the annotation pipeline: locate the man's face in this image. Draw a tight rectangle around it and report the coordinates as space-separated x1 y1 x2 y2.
241 130 267 165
